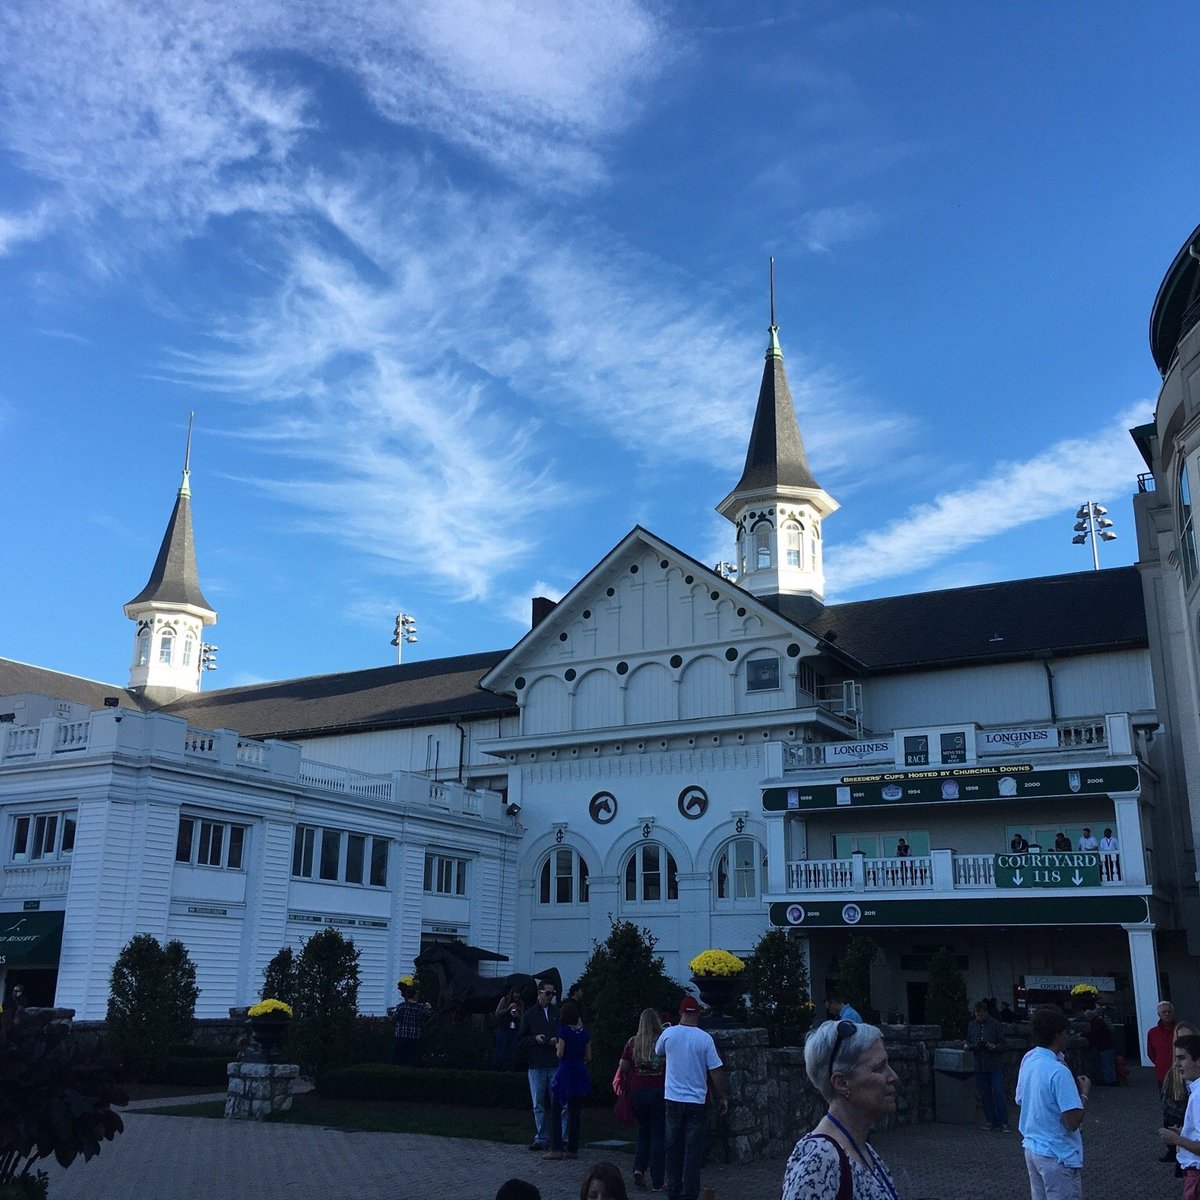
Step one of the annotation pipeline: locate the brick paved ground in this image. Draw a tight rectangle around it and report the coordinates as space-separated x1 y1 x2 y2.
44 1065 1178 1199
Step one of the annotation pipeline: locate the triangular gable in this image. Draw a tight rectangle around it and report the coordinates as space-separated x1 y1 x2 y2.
480 526 822 699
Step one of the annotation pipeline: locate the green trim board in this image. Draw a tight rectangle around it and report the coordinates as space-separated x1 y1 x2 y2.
763 763 1140 812
768 893 1149 929
0 910 64 966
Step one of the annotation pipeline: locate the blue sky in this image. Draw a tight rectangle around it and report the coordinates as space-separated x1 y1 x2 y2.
2 1 1196 689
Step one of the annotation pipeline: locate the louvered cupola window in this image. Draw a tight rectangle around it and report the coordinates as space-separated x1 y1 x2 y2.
159 629 175 664
754 526 772 570
784 521 802 567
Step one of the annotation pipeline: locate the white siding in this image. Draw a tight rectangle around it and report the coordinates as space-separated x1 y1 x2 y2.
524 675 568 735
165 910 244 1015
574 669 621 729
680 655 728 719
865 662 1051 731
1051 651 1155 717
625 662 674 725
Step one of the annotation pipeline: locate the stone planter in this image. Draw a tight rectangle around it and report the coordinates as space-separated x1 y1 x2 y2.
691 974 744 1028
248 1016 290 1062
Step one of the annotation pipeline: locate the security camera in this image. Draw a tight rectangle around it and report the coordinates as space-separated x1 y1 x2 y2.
505 801 522 817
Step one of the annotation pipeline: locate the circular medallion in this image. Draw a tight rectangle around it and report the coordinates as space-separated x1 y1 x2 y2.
841 903 863 925
588 791 617 825
786 904 806 926
678 786 709 820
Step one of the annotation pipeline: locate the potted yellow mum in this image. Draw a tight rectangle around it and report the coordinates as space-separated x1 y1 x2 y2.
246 998 294 1062
687 949 746 1026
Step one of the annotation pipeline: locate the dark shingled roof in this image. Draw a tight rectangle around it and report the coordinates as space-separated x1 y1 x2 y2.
730 338 820 494
126 485 214 612
158 650 515 740
0 659 145 711
761 565 1147 672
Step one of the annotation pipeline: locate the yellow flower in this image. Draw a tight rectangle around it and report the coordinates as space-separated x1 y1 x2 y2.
397 975 415 988
1070 983 1099 997
248 998 294 1018
688 949 746 977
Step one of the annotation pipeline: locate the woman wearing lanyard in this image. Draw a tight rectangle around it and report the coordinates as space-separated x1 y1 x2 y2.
781 1019 902 1200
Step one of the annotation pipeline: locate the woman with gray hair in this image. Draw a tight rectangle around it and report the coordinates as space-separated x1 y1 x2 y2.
780 1019 901 1200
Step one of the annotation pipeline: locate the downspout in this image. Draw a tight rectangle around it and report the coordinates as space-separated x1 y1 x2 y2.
1042 659 1058 723
455 722 466 783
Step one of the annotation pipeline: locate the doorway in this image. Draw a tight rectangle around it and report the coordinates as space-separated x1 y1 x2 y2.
907 981 928 1024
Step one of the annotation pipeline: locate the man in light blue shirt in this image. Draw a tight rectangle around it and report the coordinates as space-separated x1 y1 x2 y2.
825 991 863 1023
1016 1007 1089 1200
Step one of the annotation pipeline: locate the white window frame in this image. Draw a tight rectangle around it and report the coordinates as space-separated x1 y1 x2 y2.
292 824 389 887
136 632 151 667
175 815 247 870
159 629 175 664
624 843 678 903
746 655 781 692
424 852 469 896
10 809 77 864
1180 463 1198 588
715 836 765 901
754 525 772 570
538 847 590 905
182 635 195 667
784 521 802 568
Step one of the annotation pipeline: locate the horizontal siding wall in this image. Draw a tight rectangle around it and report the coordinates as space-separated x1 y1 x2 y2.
166 911 244 1015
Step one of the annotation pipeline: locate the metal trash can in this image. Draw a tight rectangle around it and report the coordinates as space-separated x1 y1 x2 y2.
933 1046 975 1124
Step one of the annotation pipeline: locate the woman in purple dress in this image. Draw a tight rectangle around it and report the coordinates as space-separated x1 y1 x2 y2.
544 1000 591 1160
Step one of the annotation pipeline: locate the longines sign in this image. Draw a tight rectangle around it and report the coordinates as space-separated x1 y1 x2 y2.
763 763 1139 812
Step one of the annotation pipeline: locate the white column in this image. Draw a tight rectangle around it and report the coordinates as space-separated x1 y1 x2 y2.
766 817 788 893
1125 924 1160 1067
1111 794 1144 884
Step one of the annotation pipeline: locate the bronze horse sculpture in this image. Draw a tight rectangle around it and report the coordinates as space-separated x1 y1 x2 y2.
414 942 564 1017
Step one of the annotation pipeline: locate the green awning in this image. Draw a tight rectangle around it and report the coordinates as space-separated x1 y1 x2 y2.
0 911 64 967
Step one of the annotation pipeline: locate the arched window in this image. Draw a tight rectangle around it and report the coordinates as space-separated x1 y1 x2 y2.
715 837 765 901
625 844 678 902
159 629 175 664
182 635 195 668
1180 466 1198 587
754 526 772 570
784 521 804 568
538 848 590 905
136 633 150 667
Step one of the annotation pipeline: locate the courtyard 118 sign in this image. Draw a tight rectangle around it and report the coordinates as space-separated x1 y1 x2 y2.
994 853 1100 888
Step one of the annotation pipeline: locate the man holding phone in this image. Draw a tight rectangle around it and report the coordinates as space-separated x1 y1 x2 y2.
518 982 560 1151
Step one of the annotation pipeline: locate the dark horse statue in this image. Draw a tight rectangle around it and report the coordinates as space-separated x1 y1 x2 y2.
414 942 563 1017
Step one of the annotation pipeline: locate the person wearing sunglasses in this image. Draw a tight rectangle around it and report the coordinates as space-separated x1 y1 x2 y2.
518 983 560 1151
781 1019 901 1200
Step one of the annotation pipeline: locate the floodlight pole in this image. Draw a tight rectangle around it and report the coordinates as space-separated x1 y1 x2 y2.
1072 500 1116 571
1085 500 1100 572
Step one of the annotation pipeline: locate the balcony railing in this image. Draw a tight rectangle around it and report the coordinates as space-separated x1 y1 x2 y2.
785 851 1123 894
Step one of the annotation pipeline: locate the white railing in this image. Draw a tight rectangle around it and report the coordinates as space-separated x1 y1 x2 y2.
299 759 393 801
236 739 268 768
788 858 855 890
54 720 90 752
952 853 996 887
3 727 40 757
2 862 71 897
1057 722 1106 749
184 728 217 756
863 855 933 889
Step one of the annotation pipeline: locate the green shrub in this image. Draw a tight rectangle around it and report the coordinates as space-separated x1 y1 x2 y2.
0 1008 126 1187
836 934 880 1025
146 1056 232 1087
746 929 814 1046
419 1016 490 1070
925 946 969 1039
163 939 199 1045
166 1043 239 1060
289 928 361 1080
319 1064 532 1107
352 1015 394 1065
261 947 298 1008
578 921 684 1099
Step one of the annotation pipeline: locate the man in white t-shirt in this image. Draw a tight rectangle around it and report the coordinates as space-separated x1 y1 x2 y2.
1078 828 1099 851
1161 1031 1200 1197
655 996 728 1200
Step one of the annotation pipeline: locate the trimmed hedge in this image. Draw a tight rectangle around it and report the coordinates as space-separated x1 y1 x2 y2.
167 1043 240 1061
319 1064 531 1107
146 1056 233 1086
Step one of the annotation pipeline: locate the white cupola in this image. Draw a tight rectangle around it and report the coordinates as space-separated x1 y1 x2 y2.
123 417 217 702
717 270 838 600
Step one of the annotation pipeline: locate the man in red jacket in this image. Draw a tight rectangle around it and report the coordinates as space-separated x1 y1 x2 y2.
1148 1000 1178 1083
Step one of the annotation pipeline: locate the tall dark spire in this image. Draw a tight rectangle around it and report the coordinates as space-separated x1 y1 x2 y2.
126 414 213 611
729 262 820 494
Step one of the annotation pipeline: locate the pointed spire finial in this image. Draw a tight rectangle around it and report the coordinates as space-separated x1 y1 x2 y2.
179 412 194 498
766 257 782 359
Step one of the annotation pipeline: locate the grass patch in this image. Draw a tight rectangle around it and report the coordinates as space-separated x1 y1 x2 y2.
125 1083 228 1102
140 1094 635 1146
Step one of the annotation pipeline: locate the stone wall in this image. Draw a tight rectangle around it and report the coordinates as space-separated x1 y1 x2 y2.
707 1024 941 1166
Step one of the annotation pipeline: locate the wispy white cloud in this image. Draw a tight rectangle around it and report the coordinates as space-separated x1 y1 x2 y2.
795 203 880 253
500 581 567 628
826 403 1153 595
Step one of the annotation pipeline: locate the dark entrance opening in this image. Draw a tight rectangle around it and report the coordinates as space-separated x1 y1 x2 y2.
4 967 57 1007
907 981 928 1024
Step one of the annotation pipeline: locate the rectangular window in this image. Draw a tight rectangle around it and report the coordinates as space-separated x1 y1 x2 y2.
346 834 365 885
31 814 58 861
746 657 780 691
12 816 30 860
182 638 193 667
369 838 389 888
10 809 79 864
643 845 661 901
555 849 573 904
424 853 468 895
61 815 76 855
319 829 342 880
159 636 173 664
292 825 387 887
177 815 246 869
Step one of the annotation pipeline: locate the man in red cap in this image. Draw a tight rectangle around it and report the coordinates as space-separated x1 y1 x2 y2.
654 995 729 1200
